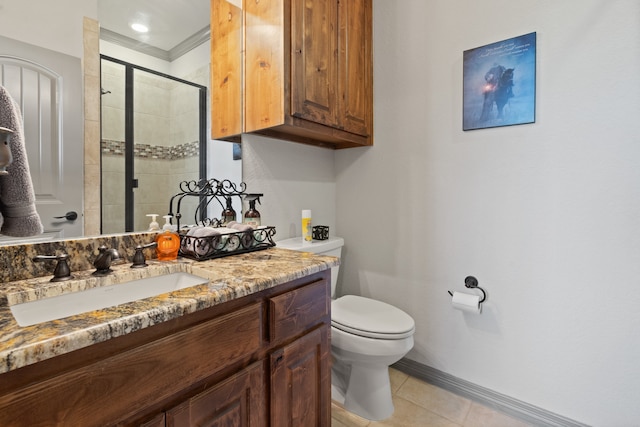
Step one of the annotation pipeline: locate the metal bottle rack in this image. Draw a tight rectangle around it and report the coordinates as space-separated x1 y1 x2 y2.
168 178 276 261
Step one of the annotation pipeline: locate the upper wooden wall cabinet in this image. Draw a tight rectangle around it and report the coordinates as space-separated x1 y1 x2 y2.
211 0 373 149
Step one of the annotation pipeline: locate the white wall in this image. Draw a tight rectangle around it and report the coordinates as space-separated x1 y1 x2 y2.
333 0 640 425
243 134 336 240
0 0 96 58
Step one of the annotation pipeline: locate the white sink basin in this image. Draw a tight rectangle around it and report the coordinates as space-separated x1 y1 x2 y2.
10 272 209 327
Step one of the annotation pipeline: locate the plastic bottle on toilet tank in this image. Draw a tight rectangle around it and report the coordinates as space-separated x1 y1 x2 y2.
302 210 312 245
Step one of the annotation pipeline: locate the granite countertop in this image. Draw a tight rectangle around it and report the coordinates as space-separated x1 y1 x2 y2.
0 247 338 374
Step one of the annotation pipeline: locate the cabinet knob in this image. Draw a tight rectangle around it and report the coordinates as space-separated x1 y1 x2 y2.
273 354 284 367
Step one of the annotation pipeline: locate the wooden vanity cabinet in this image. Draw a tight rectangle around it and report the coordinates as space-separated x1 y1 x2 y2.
0 271 331 427
211 0 373 149
269 276 332 426
162 361 266 427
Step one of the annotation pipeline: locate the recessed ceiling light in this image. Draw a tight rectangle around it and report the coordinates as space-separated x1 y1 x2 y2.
131 23 149 33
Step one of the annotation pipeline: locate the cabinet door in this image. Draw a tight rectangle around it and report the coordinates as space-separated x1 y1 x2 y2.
270 326 330 427
166 362 266 427
291 0 339 128
211 0 243 139
245 0 285 133
338 0 373 137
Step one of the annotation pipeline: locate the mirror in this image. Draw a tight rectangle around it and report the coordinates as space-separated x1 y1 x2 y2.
99 0 242 233
0 1 242 244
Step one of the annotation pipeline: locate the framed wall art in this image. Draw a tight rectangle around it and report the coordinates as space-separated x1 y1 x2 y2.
233 142 242 160
463 32 536 131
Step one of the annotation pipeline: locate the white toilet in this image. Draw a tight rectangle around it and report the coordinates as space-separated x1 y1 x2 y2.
277 236 415 421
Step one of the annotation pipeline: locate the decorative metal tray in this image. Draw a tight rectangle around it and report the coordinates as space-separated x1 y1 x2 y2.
169 178 276 261
178 226 276 261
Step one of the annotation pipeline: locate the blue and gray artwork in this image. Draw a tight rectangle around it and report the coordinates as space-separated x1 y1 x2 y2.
463 32 536 131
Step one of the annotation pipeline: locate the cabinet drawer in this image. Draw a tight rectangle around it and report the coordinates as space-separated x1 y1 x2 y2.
0 303 264 427
269 279 329 342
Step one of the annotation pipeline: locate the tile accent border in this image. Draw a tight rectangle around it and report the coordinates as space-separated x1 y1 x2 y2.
101 139 200 160
393 358 589 427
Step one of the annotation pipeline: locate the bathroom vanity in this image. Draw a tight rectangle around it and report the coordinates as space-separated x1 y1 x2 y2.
0 246 337 426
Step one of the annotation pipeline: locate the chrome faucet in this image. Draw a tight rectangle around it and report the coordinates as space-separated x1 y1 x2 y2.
92 245 121 276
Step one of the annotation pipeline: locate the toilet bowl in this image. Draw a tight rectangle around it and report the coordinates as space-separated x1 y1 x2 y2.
276 236 415 421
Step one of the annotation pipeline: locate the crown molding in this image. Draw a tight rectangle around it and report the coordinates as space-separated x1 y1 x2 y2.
99 26 210 62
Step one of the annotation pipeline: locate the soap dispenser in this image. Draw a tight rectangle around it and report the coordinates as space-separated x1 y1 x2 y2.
221 196 237 225
244 195 261 227
155 215 180 261
146 214 160 231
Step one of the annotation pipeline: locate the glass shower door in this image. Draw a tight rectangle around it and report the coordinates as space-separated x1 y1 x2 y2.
101 57 206 233
132 69 202 231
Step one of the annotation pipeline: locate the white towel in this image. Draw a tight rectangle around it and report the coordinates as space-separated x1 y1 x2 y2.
0 85 44 237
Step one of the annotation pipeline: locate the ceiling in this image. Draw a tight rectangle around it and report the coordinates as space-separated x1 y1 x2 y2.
98 0 210 52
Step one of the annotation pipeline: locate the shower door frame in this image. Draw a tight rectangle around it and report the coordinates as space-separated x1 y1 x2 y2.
100 55 207 232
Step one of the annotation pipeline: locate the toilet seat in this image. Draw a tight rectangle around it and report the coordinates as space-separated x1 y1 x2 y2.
331 295 415 339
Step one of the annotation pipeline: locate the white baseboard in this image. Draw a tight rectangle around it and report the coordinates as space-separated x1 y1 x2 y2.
392 359 590 427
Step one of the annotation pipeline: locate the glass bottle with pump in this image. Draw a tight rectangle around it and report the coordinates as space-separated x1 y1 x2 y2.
244 194 261 227
221 196 237 225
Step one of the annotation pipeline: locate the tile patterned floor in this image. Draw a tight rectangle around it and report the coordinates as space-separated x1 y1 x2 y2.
331 368 534 427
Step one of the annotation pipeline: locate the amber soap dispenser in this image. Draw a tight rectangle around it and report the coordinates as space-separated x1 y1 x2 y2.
155 215 180 261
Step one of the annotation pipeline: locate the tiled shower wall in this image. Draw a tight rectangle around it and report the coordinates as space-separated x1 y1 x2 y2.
101 61 201 233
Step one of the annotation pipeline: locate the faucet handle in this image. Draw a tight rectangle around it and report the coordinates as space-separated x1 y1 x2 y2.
92 245 122 276
131 242 158 268
32 253 73 282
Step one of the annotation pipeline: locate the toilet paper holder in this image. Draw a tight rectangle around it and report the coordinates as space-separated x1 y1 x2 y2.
448 275 486 303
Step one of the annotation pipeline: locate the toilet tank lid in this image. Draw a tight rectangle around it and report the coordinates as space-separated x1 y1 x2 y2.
276 236 344 254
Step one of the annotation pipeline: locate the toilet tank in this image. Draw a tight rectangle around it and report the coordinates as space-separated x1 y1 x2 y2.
276 236 343 297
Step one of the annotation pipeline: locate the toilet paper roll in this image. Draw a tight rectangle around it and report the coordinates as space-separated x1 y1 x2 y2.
451 291 481 314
